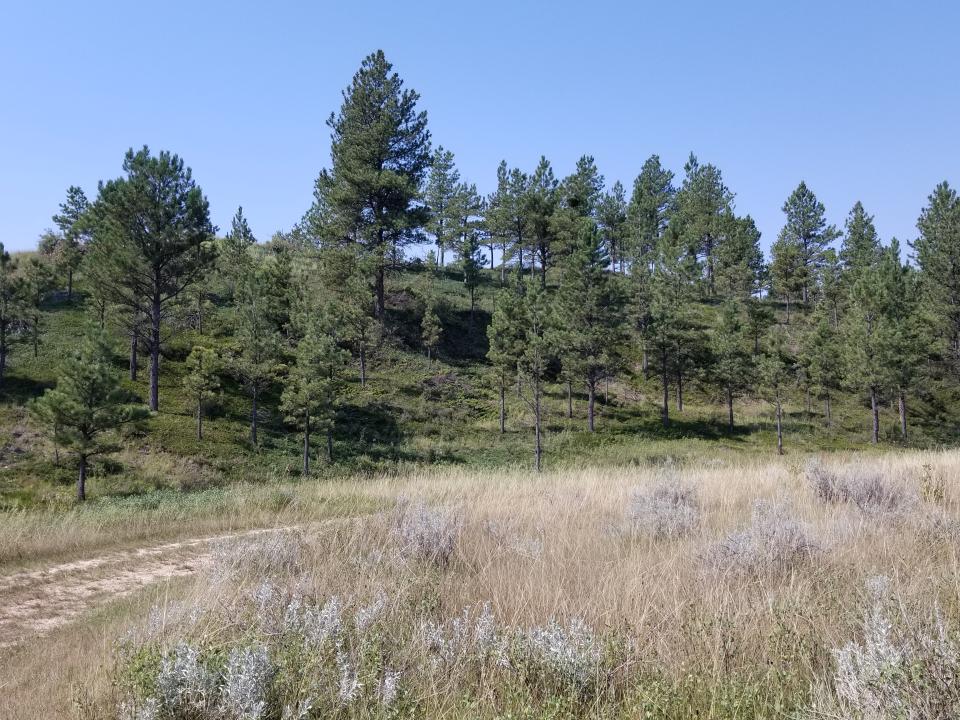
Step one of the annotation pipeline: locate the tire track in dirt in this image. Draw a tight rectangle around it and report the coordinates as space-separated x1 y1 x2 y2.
0 527 290 651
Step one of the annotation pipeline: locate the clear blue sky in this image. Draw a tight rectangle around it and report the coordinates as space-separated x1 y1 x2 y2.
1 1 957 256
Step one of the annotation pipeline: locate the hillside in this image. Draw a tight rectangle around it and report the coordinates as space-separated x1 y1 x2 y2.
2 259 956 510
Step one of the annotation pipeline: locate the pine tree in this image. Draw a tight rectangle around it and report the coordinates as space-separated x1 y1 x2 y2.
626 155 674 269
597 181 628 272
421 302 442 361
674 154 734 295
182 346 221 441
487 287 526 433
913 182 960 374
86 147 216 411
230 260 282 446
550 221 629 431
527 157 559 287
452 183 485 325
645 227 699 426
319 245 379 385
840 201 882 287
51 186 90 300
516 281 551 470
220 207 256 298
758 326 791 455
551 155 604 277
800 309 843 427
714 213 765 298
777 181 839 304
769 234 804 322
281 324 348 473
29 331 145 500
0 244 24 387
425 147 461 267
23 256 53 359
485 163 530 283
843 244 898 444
744 296 775 355
710 299 752 430
318 50 431 318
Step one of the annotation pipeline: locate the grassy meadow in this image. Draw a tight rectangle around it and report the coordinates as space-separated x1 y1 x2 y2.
2 450 955 718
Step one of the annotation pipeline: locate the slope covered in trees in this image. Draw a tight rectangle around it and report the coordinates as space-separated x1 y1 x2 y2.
1 50 959 506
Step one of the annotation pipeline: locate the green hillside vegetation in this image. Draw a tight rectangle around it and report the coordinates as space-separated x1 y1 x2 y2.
1 50 958 509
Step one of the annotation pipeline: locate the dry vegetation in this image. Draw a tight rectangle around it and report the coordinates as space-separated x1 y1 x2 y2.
4 450 960 718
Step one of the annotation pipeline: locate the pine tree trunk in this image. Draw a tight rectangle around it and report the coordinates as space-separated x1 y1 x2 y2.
251 389 258 446
566 381 573 419
587 380 596 432
326 427 333 463
32 318 39 358
661 349 669 428
534 381 542 472
642 349 649 380
196 398 202 441
727 387 734 431
776 397 784 455
870 386 879 444
359 345 367 386
149 293 161 411
675 368 683 412
604 376 609 404
375 258 386 320
825 392 832 428
77 455 87 501
785 295 791 324
801 283 808 305
197 292 203 335
303 412 310 476
898 389 907 440
499 383 506 433
130 331 138 381
67 268 73 302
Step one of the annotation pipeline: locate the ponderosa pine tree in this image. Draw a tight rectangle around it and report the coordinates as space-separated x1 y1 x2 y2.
597 181 628 272
626 155 674 269
777 181 839 304
527 157 559 287
714 213 764 298
421 302 442 361
710 299 752 430
674 154 734 295
23 256 53 358
817 249 844 329
231 259 282 446
800 308 844 427
51 185 90 300
551 156 604 276
840 202 882 288
86 147 215 411
487 287 526 433
550 221 629 431
281 322 348 473
220 207 256 298
644 227 699 426
425 147 460 267
0 244 24 387
318 50 431 318
769 234 804 322
29 331 145 500
182 346 221 441
744 296 775 355
516 280 551 471
843 244 898 444
913 182 960 375
758 326 791 455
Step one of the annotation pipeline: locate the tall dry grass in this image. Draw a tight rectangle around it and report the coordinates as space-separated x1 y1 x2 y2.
91 450 960 718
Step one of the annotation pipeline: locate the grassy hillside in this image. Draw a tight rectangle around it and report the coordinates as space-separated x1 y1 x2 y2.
1 259 957 509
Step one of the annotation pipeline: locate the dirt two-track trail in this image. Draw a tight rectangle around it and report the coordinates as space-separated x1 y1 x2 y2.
0 527 286 651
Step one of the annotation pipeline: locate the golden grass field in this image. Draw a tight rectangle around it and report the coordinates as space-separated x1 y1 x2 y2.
2 450 959 718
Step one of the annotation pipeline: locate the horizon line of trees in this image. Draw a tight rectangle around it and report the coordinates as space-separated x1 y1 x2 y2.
1 49 958 496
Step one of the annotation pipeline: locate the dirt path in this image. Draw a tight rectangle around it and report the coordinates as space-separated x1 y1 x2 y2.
0 527 288 650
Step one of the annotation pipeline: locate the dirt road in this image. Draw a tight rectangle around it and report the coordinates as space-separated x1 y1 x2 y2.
0 528 283 650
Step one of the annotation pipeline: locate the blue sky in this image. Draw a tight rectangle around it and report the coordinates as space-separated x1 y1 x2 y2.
1 1 957 257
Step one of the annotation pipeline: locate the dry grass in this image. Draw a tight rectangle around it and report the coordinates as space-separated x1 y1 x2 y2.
6 449 960 718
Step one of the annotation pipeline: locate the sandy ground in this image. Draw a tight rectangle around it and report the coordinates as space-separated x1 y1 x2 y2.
0 528 284 650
